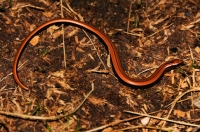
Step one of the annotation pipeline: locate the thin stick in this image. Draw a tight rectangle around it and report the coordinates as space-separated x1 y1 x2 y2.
60 0 66 68
125 110 200 127
147 23 173 38
66 2 84 22
189 46 196 86
123 31 143 37
118 125 177 131
137 66 157 76
85 110 163 132
127 0 133 32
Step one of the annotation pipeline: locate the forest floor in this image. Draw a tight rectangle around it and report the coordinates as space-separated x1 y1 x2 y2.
0 0 200 131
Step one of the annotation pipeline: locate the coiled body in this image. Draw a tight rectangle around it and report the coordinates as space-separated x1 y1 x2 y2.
13 18 183 90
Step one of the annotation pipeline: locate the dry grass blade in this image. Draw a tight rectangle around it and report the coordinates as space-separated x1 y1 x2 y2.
117 125 179 132
60 0 66 68
124 110 200 127
127 0 134 32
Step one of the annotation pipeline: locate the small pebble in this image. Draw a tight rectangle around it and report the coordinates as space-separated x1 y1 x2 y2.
141 117 150 126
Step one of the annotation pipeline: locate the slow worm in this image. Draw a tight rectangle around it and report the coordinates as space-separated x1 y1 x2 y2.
13 18 183 90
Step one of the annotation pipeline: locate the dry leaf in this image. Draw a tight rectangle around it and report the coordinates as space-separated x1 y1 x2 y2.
186 111 191 120
47 25 60 36
195 46 200 54
181 82 189 88
88 96 108 106
30 35 39 46
107 53 111 67
186 127 194 132
66 27 79 38
102 127 113 132
51 70 65 78
177 12 186 19
197 76 200 82
55 79 74 90
24 21 30 31
53 30 62 39
173 109 186 118
46 88 67 99
180 24 194 30
29 24 36 32
76 47 84 52
5 17 12 24
43 12 53 18
194 97 200 108
39 0 50 6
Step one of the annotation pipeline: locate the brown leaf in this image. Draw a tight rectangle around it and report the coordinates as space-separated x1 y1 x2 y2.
173 109 186 118
30 35 39 46
195 46 200 54
102 127 113 132
43 12 53 18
